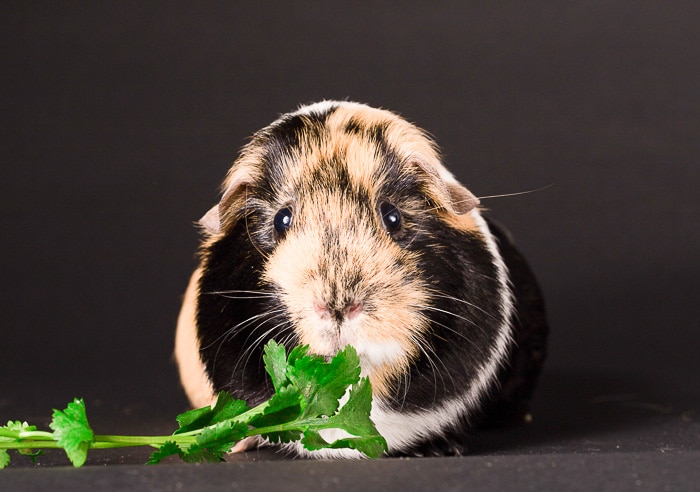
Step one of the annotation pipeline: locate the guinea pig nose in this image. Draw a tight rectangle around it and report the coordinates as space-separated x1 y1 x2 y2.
313 300 364 322
343 301 364 320
313 302 331 321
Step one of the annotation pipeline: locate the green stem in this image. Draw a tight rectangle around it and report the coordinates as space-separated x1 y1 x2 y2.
0 441 64 450
19 431 55 440
93 434 197 447
0 440 169 451
231 400 271 423
0 428 55 442
173 399 272 438
246 417 326 438
0 434 199 451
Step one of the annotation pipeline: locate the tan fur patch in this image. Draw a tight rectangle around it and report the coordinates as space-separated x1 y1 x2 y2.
174 269 216 408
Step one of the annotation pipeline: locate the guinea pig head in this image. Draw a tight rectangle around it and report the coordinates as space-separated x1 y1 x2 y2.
193 101 492 404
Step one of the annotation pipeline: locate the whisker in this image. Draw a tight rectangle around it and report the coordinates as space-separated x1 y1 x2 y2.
425 317 488 359
202 289 276 297
412 338 444 404
424 289 499 321
418 305 475 325
207 309 288 371
233 320 295 380
228 319 290 376
238 314 289 357
199 308 286 352
206 293 278 300
424 183 554 214
476 183 554 201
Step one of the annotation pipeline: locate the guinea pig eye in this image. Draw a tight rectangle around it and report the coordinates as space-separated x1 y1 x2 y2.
273 206 293 237
379 202 402 233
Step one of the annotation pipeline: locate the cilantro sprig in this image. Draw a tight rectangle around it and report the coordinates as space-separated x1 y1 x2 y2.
0 341 387 468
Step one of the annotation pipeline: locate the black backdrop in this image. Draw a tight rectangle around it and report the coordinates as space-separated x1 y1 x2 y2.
1 1 698 487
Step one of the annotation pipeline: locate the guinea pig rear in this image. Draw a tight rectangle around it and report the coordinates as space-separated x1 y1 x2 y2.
175 101 548 457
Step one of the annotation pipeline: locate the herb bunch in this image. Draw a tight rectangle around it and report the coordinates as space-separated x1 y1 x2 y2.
0 341 387 468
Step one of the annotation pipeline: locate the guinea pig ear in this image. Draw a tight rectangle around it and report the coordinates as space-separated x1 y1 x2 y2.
412 159 480 214
199 204 222 235
445 181 480 214
198 172 252 235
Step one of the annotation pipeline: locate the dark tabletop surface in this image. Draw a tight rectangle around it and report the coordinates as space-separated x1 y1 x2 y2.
1 1 698 490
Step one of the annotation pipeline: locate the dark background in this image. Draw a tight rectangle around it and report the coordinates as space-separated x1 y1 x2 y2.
1 2 698 489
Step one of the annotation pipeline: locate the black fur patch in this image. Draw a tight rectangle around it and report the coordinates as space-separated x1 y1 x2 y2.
392 218 549 456
197 215 297 407
474 218 549 428
265 104 338 152
306 155 373 212
343 118 389 147
381 217 504 413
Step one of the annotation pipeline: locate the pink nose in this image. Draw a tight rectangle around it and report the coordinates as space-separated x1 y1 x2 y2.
313 301 364 321
344 301 364 320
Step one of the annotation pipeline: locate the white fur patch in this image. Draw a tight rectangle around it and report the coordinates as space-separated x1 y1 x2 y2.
367 210 515 453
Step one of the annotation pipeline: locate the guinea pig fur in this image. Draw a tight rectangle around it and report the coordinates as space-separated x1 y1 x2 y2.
175 101 548 458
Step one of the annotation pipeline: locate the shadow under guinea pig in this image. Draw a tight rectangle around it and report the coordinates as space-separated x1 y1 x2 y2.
462 367 699 455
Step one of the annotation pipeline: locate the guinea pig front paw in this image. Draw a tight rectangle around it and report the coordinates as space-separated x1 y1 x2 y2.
228 436 260 454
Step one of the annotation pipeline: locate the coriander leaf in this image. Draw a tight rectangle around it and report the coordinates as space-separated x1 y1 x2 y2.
299 430 387 459
248 384 302 428
179 445 224 463
262 339 289 392
49 398 94 467
197 419 249 447
286 344 311 366
0 450 9 469
327 377 380 438
175 392 249 434
5 421 37 433
259 429 302 445
326 435 388 459
182 419 249 462
288 345 361 419
299 430 329 450
147 441 182 465
18 449 44 463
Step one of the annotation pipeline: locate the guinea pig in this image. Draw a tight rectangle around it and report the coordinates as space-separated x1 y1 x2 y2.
174 100 548 457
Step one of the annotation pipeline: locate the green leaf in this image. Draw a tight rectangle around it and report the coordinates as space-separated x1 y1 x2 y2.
299 430 387 459
197 419 249 448
175 392 249 434
0 450 9 469
4 421 37 434
181 419 249 463
326 435 388 459
258 427 302 444
49 398 94 467
288 345 361 419
286 344 311 366
147 441 182 465
327 377 380 438
0 421 38 446
263 339 290 392
248 384 302 428
299 430 329 450
18 448 44 463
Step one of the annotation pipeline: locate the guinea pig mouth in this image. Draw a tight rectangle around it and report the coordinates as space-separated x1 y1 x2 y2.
300 308 363 359
308 322 347 356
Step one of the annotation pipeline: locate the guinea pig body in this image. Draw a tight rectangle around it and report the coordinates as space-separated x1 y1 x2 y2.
175 101 548 457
